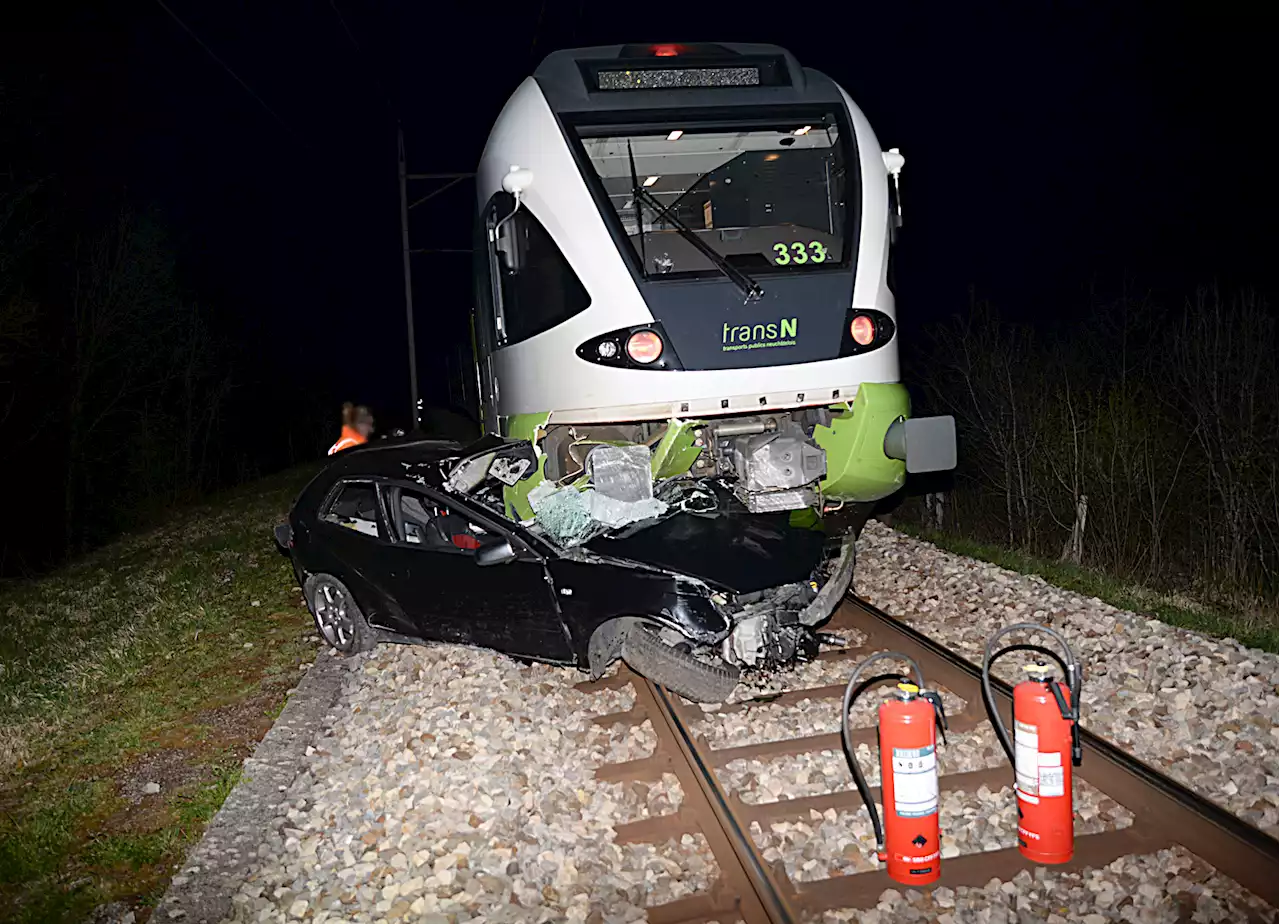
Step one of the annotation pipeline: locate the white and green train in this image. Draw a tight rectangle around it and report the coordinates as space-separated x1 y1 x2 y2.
470 42 954 533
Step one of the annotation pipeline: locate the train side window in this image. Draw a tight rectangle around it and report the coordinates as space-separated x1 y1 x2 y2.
486 193 590 347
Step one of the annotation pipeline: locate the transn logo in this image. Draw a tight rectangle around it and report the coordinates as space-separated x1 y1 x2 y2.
721 317 798 353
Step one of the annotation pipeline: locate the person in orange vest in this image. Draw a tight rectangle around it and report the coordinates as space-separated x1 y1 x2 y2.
328 403 375 455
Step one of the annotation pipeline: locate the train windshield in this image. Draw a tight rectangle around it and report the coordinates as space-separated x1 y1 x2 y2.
573 113 850 280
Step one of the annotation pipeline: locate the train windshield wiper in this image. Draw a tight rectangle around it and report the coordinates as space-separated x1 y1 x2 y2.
626 142 763 301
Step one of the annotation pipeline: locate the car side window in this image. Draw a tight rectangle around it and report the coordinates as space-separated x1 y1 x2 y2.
393 487 490 554
322 482 381 539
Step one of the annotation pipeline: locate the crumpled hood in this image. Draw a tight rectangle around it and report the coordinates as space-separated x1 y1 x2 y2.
584 488 828 594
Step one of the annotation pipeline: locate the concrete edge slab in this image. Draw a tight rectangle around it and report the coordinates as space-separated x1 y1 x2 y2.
150 647 354 923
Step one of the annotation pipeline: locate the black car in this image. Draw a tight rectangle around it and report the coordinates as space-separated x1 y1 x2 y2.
274 436 857 702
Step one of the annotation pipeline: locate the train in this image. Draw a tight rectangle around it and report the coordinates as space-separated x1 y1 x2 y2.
469 42 954 536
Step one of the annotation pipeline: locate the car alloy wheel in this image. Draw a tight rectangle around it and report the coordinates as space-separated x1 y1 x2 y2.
311 577 356 649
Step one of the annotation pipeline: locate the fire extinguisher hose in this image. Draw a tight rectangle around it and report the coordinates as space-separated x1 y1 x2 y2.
840 651 926 854
981 623 1084 766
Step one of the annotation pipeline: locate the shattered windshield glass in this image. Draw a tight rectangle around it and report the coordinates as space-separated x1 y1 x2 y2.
572 113 850 280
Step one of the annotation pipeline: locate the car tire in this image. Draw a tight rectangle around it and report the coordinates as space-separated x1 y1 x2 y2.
304 574 376 655
621 625 741 704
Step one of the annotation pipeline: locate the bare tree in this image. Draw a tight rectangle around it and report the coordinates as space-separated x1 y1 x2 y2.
921 294 1048 550
0 171 46 439
1167 287 1277 599
61 207 228 551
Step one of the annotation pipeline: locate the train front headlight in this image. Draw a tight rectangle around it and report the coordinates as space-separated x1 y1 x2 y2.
576 323 682 370
850 314 876 346
626 330 664 364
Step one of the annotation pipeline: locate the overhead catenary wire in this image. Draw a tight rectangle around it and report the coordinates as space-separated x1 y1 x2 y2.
152 0 312 151
328 0 363 54
328 0 399 120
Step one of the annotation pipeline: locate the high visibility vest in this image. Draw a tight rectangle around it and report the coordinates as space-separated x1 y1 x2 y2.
327 426 367 456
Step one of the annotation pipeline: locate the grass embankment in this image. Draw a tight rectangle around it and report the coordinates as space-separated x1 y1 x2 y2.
0 467 320 923
895 523 1278 652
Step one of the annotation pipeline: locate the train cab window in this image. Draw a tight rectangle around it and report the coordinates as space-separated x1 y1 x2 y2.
486 193 590 346
323 482 381 539
570 113 852 279
394 488 489 553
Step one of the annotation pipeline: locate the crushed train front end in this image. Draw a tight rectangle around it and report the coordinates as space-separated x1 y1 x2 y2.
471 42 954 533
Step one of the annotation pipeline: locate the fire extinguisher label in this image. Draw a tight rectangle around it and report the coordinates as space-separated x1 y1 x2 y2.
1014 719 1039 797
891 744 938 818
1038 751 1065 797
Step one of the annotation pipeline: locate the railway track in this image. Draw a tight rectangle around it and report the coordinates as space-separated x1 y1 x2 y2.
577 595 1279 923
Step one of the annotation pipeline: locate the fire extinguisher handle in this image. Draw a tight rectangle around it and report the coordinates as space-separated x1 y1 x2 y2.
921 689 949 745
1048 680 1072 719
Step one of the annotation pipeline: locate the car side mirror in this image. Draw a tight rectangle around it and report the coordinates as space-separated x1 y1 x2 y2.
475 536 518 567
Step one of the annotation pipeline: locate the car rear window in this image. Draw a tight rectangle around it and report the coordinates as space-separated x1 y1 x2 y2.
324 482 380 538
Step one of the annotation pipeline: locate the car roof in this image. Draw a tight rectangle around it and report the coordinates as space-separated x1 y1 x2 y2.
320 433 511 487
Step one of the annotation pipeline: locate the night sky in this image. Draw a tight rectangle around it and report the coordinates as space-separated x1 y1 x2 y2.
6 1 1274 431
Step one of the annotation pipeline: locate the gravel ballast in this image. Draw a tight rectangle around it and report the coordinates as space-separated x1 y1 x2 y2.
856 521 1279 831
694 683 966 751
218 644 711 923
809 846 1276 924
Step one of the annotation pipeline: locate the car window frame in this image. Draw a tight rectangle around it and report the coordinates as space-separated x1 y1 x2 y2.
380 480 551 561
317 477 391 543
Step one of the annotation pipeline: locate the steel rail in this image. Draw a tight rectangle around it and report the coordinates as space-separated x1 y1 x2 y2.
633 677 797 924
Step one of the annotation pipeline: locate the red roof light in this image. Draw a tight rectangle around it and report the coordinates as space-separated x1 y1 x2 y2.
651 44 682 57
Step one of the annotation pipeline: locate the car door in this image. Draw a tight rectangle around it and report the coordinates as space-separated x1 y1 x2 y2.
310 478 418 637
379 483 571 661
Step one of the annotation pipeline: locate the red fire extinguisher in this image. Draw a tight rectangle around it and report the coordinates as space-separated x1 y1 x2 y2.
981 624 1083 864
841 651 948 885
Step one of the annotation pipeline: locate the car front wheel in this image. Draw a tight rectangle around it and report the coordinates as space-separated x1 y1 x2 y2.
621 625 741 703
304 574 375 655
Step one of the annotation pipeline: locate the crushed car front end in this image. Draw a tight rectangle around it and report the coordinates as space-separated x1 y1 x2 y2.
436 436 856 701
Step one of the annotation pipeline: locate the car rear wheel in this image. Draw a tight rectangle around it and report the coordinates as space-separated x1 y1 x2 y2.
304 574 375 655
621 625 741 704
